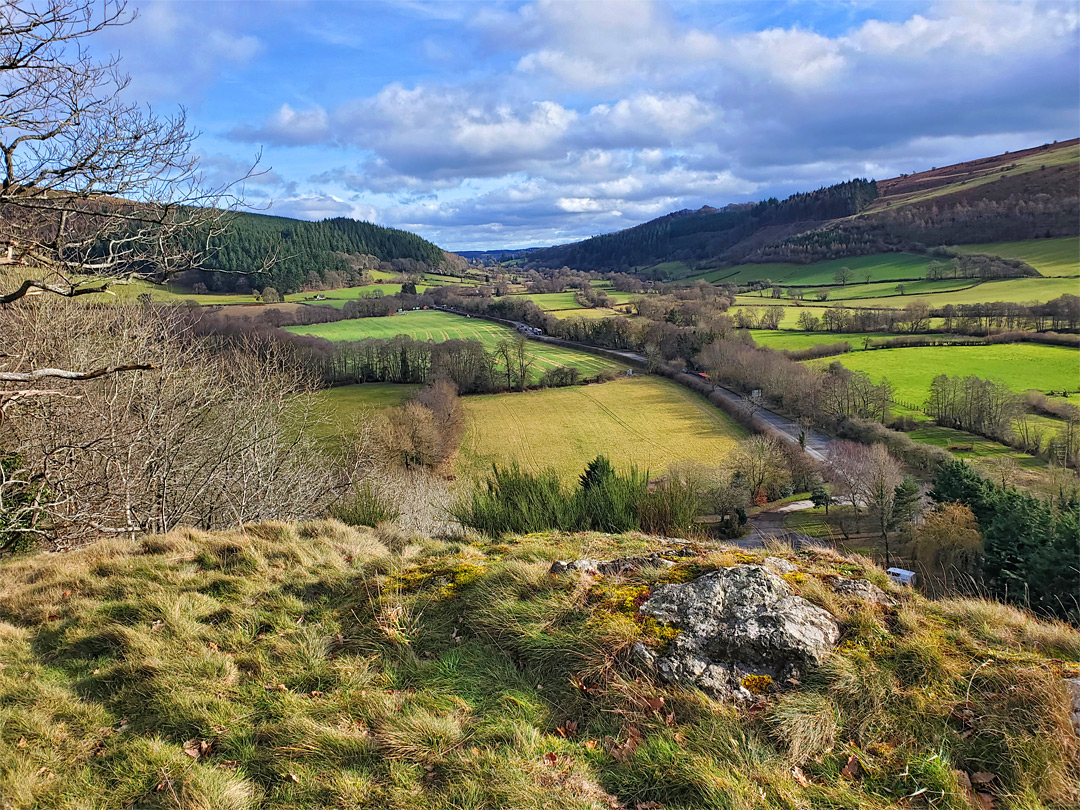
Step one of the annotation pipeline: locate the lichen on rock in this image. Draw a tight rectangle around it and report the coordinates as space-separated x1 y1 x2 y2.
639 564 841 701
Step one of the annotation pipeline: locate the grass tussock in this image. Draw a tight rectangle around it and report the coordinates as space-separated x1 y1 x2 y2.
0 523 1078 809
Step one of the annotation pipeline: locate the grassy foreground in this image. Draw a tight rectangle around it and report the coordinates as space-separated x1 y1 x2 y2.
1 523 1078 809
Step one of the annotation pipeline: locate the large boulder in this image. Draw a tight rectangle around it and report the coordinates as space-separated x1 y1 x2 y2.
640 565 841 701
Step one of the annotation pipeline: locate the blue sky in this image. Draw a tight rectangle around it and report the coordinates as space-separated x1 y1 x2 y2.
97 0 1079 251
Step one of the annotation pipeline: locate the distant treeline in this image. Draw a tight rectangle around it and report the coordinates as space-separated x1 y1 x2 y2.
735 295 1080 335
182 212 456 294
527 179 878 272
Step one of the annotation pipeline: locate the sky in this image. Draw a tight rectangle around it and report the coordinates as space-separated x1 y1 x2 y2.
95 0 1080 251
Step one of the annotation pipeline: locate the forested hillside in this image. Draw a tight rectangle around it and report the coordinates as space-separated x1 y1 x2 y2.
188 212 459 294
526 140 1079 275
530 179 879 272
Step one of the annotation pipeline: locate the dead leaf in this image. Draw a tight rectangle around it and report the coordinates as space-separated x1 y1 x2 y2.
608 726 642 762
635 802 664 809
584 740 598 751
182 739 202 759
970 772 996 785
16 737 26 749
791 765 810 787
287 772 299 783
841 755 861 779
975 792 995 810
207 641 220 652
61 590 71 599
643 696 665 712
954 770 972 791
542 751 558 767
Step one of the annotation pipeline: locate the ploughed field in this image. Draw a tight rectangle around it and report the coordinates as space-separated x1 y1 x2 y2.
457 376 746 481
284 310 625 383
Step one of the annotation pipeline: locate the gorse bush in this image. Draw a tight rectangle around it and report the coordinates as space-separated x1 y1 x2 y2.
452 456 701 537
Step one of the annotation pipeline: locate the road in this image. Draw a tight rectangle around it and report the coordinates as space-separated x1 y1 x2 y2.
435 304 836 462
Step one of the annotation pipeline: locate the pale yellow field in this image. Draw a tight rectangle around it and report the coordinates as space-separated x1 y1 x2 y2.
457 376 746 481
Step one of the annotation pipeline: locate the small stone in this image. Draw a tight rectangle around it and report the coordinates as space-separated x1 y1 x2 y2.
823 575 895 606
1064 677 1080 738
763 557 798 575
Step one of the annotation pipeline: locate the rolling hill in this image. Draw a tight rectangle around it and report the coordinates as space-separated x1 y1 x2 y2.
525 139 1079 279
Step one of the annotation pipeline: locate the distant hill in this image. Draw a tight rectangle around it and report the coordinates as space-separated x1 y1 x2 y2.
188 211 465 294
526 139 1080 277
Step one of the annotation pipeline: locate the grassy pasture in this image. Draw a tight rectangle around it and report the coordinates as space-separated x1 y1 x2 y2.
748 330 896 351
835 276 1079 308
458 376 746 482
285 284 428 306
951 237 1079 277
807 343 1079 402
700 253 935 286
510 291 584 311
312 383 421 438
728 304 833 329
284 310 625 382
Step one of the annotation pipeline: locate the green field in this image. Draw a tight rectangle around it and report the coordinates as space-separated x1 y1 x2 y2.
285 284 430 307
511 291 584 311
312 383 421 437
458 376 746 481
284 310 625 382
728 304 834 329
834 276 1078 307
808 344 1079 401
748 330 896 351
702 253 935 286
951 237 1079 277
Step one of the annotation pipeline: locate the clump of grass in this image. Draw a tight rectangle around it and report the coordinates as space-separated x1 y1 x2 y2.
330 481 401 527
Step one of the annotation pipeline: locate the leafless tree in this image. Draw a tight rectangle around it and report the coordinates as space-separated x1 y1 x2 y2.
4 302 355 545
863 443 904 566
732 434 789 503
0 0 264 411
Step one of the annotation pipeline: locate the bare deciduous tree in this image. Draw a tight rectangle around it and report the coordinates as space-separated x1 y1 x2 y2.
0 0 263 410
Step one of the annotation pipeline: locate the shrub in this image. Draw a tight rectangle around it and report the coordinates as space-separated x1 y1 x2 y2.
330 481 401 527
453 456 702 538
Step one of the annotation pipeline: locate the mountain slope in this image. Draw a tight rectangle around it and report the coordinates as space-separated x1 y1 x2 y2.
527 139 1080 276
192 212 464 294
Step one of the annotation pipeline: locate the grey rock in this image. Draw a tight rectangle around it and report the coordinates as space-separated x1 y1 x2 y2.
822 575 895 606
640 565 840 700
1065 677 1080 738
549 549 694 578
763 556 799 575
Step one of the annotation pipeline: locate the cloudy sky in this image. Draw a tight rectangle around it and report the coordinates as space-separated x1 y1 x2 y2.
97 0 1079 251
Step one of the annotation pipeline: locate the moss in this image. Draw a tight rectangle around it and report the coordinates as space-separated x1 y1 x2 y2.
741 674 774 694
392 560 487 600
